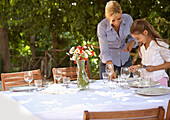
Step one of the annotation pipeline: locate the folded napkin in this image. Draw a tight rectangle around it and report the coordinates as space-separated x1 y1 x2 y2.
41 84 79 94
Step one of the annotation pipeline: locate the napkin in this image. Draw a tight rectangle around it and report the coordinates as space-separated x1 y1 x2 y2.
41 84 79 94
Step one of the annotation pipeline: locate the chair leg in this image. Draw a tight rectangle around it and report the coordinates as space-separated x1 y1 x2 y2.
166 100 170 120
83 111 90 120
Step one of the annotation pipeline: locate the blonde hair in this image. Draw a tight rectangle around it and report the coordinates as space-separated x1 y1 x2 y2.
105 1 122 19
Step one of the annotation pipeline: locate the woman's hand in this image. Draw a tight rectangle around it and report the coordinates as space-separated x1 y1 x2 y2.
129 65 141 72
111 72 116 79
122 41 135 52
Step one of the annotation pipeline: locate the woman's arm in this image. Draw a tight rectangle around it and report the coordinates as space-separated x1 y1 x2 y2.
123 40 136 52
97 23 112 63
122 14 138 52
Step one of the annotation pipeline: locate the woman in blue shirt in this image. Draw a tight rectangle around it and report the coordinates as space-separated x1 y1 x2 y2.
97 1 137 79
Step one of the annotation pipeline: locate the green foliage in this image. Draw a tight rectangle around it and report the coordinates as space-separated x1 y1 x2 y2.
0 0 169 79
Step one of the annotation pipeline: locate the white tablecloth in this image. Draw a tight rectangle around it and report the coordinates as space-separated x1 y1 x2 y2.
0 80 170 120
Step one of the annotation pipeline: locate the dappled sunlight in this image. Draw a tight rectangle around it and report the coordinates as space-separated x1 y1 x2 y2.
148 99 164 103
41 100 62 106
18 99 33 104
1 80 169 120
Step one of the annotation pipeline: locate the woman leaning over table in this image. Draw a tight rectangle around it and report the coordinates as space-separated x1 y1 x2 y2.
97 1 137 79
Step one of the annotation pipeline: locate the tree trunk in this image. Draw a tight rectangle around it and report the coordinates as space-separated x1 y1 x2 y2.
0 26 10 72
30 35 36 63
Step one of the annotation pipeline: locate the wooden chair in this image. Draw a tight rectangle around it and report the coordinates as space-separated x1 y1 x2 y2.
1 69 42 91
52 65 90 83
83 106 165 120
166 100 170 120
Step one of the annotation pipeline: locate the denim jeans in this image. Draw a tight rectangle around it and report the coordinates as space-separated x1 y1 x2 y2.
99 57 132 79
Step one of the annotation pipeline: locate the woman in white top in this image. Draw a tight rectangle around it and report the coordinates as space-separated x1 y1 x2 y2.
129 19 170 86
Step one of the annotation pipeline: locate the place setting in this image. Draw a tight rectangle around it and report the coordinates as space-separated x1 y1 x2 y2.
102 67 170 96
135 87 170 96
10 71 43 92
125 69 170 96
41 70 80 94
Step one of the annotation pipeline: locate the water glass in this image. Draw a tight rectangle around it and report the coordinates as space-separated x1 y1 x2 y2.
133 69 140 79
63 77 70 88
54 69 62 83
34 80 42 91
102 72 109 84
140 68 146 87
107 80 117 95
114 68 122 86
144 76 151 88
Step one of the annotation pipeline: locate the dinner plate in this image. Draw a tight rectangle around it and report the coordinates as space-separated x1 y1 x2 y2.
71 79 96 84
113 77 135 82
128 80 160 88
11 86 37 92
136 88 170 96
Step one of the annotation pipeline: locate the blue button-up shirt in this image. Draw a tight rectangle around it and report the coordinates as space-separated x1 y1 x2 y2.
97 14 137 66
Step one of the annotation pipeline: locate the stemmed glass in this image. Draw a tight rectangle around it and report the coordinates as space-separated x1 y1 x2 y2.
105 64 114 81
121 67 130 89
24 71 33 92
54 69 62 83
133 69 141 88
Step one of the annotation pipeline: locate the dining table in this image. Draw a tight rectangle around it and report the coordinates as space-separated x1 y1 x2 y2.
0 79 170 120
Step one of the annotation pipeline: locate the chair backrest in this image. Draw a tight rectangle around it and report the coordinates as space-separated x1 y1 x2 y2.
1 69 42 91
166 100 170 120
52 65 90 83
83 106 165 120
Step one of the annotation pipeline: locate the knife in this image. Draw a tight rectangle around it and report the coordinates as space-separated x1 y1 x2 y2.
141 65 148 68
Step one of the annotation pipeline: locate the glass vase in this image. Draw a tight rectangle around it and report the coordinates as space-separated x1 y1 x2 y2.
76 60 89 90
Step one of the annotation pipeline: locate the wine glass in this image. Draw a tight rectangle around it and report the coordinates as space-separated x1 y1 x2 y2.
133 69 141 88
121 67 130 89
24 71 33 92
54 69 62 83
105 64 114 81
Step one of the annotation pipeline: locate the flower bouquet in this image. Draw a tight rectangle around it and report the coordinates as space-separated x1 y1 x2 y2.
67 45 94 90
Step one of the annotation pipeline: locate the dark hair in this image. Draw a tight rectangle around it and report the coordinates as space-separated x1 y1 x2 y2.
130 19 161 40
130 19 169 57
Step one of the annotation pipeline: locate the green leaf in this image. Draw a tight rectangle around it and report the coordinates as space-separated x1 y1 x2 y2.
63 16 67 22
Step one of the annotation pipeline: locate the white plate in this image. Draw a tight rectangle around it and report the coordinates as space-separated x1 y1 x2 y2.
128 80 160 88
136 88 170 96
11 86 37 92
113 77 135 82
71 79 96 84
